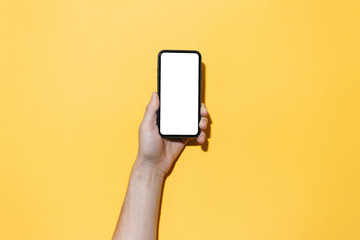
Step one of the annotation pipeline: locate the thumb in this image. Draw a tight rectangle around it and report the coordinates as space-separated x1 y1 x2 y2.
143 92 159 125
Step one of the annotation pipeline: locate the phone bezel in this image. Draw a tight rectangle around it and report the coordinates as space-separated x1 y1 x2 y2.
157 49 202 138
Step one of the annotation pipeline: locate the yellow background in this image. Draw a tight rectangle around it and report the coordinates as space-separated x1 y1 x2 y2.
1 0 359 239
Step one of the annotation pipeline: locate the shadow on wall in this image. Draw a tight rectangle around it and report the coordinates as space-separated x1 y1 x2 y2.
188 62 212 152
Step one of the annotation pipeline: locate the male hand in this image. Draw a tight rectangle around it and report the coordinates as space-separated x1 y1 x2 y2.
136 92 209 177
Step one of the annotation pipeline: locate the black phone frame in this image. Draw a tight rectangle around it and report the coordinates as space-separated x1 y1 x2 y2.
157 49 202 138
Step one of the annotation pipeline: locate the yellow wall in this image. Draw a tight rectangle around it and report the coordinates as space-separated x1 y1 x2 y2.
1 0 359 239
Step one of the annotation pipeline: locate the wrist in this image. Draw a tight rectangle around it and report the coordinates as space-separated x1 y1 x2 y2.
133 156 166 182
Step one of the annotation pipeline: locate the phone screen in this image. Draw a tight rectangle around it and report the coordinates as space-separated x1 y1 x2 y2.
158 50 201 137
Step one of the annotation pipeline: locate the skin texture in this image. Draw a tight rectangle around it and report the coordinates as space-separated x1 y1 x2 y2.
112 92 209 240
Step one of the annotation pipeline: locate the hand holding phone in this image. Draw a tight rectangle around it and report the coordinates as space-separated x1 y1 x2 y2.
137 92 208 177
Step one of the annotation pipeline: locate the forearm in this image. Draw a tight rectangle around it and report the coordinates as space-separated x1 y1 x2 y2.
112 157 165 240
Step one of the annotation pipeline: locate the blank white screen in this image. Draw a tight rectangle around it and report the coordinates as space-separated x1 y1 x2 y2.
160 52 199 135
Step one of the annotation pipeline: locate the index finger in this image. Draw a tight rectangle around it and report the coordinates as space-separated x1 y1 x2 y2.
201 103 208 117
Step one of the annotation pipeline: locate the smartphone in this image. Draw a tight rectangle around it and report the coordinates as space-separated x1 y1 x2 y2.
157 50 201 138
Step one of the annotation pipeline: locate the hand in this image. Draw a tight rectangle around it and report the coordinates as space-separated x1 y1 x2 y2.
136 92 209 177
